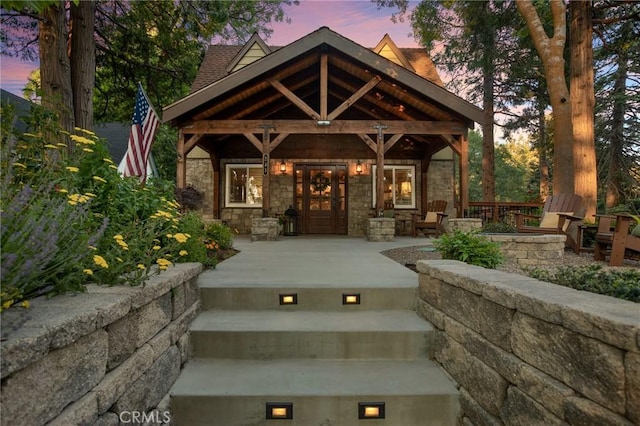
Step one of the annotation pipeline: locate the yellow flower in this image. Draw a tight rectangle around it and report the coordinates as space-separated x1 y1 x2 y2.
20 300 30 308
116 239 129 250
173 233 189 243
84 192 96 197
166 234 173 239
74 127 96 136
116 257 123 262
137 264 146 270
88 245 97 251
108 165 118 170
152 245 161 250
57 188 68 193
13 162 27 169
68 194 90 204
68 200 78 206
93 176 107 183
156 258 172 270
2 300 14 310
103 158 114 164
82 148 94 153
179 250 188 256
113 234 124 240
70 134 96 146
93 255 109 269
56 143 67 147
44 144 58 149
83 269 94 275
65 166 79 173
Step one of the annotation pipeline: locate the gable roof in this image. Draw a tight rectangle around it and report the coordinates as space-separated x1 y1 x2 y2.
165 26 482 126
189 32 442 94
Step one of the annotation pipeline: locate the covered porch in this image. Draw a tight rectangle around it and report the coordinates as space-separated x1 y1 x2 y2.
163 27 483 235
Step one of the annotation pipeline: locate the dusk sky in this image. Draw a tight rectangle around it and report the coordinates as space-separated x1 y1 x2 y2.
0 1 418 97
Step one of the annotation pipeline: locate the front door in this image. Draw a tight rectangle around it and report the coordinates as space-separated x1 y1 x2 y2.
294 164 347 234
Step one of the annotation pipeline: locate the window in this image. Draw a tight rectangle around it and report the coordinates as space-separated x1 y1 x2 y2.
372 165 415 208
225 164 263 207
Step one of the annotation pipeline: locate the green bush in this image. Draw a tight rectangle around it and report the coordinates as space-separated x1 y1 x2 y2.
434 230 504 269
527 265 640 302
204 222 234 250
0 108 216 310
482 221 517 233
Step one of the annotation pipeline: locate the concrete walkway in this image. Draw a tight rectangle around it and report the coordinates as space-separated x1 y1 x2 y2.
207 235 430 287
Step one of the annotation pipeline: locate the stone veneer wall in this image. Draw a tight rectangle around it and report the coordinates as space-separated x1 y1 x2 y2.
416 259 639 426
186 157 456 235
0 263 203 426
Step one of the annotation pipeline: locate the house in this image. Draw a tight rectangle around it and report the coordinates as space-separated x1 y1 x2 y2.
163 27 483 235
0 90 158 178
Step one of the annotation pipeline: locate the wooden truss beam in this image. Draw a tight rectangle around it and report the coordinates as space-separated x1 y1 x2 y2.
184 120 466 135
267 78 320 120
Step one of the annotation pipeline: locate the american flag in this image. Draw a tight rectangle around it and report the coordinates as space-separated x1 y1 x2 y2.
123 84 159 180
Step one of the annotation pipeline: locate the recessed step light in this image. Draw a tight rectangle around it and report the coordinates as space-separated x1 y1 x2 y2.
358 402 385 419
279 293 298 305
266 402 293 419
342 293 361 305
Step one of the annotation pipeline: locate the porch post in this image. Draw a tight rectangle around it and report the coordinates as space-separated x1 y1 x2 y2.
459 133 469 217
374 124 387 215
261 124 273 214
209 152 220 219
176 129 186 188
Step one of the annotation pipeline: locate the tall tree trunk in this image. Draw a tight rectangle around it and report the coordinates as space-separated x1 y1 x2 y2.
605 44 629 209
516 0 574 195
570 0 597 219
70 0 95 131
537 97 550 200
482 70 496 202
39 1 75 141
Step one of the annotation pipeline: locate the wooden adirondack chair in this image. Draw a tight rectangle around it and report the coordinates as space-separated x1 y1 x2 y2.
412 200 448 237
514 193 584 253
594 213 640 266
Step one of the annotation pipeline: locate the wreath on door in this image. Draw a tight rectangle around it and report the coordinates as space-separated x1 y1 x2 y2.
311 172 331 193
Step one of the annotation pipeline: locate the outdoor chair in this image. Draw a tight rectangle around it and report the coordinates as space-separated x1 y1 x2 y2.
412 200 448 238
514 193 584 253
594 213 640 266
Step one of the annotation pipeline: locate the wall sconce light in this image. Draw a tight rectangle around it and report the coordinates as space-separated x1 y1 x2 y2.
356 160 363 175
358 402 385 419
280 160 286 175
317 120 331 126
279 293 298 305
266 402 293 419
342 293 361 305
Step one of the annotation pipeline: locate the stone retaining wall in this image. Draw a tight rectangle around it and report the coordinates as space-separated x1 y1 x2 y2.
484 234 566 267
416 259 639 426
0 263 203 426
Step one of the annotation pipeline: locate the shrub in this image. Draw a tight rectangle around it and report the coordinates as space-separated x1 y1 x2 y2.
434 230 504 269
204 222 234 250
0 109 217 310
527 265 640 302
482 221 517 233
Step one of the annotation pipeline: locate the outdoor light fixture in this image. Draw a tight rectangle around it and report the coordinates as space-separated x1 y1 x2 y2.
342 293 361 305
280 160 286 175
356 160 363 175
317 120 331 126
279 293 298 305
358 402 385 419
266 402 293 420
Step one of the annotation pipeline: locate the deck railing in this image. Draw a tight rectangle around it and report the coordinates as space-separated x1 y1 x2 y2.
465 201 544 227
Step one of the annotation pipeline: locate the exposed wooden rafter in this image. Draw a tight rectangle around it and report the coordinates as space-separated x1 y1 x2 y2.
268 78 320 120
185 120 466 135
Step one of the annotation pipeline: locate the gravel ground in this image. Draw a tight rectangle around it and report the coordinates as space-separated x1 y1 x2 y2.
380 240 639 276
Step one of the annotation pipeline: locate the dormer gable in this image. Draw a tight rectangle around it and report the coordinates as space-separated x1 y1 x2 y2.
226 33 271 73
373 34 415 72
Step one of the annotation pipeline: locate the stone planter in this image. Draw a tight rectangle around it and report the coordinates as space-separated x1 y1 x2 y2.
367 218 395 242
483 233 565 266
251 217 280 241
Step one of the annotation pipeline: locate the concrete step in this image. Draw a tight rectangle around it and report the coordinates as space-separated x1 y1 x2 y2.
170 358 459 426
198 284 417 311
190 310 433 360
